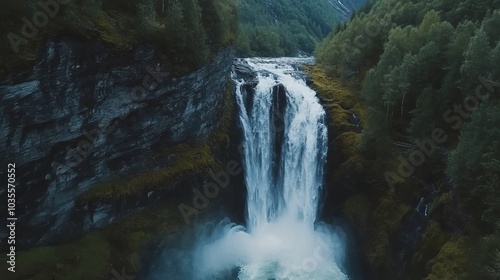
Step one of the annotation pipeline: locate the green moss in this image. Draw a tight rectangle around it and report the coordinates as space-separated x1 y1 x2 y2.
5 76 235 278
0 232 110 280
429 192 452 221
366 196 411 268
333 132 369 178
208 79 235 150
307 65 374 190
78 78 235 205
408 221 451 280
104 204 184 273
0 203 186 279
78 142 215 204
426 237 468 280
305 65 367 127
324 103 356 132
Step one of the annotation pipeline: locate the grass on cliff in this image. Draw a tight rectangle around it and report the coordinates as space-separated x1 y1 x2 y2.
426 237 468 280
305 65 367 128
78 141 215 204
104 204 185 274
0 203 184 280
208 80 235 150
78 79 235 205
1 78 236 279
0 232 110 280
305 65 370 180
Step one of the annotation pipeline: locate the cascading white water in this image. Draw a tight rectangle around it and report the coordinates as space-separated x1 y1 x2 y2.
237 58 328 229
194 58 348 280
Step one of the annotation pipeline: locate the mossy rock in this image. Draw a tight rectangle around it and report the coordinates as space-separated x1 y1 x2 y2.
105 204 185 274
0 232 111 280
428 192 452 222
324 103 357 133
305 65 356 108
208 80 236 150
333 132 370 180
78 77 236 205
305 65 367 129
407 221 451 280
78 141 216 204
426 237 468 280
366 195 411 269
0 203 185 280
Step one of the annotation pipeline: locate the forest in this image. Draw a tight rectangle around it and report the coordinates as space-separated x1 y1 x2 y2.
0 0 347 73
1 0 500 279
315 0 500 278
0 0 238 76
236 0 339 56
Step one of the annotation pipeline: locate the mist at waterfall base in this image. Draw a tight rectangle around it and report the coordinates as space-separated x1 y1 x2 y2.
147 58 349 280
193 215 348 279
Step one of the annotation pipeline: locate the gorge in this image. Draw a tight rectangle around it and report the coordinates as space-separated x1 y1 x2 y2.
2 0 499 279
191 58 349 279
125 58 360 280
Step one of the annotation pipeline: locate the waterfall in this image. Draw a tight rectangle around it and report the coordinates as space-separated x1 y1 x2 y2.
193 58 348 280
236 58 328 229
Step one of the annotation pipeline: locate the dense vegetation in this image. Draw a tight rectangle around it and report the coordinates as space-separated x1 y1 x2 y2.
1 0 341 72
236 0 340 57
316 0 500 278
0 0 237 76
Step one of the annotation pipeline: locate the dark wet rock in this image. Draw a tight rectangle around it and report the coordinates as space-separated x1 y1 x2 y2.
0 37 235 248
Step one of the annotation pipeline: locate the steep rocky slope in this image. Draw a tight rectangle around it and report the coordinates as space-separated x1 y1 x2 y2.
0 36 240 249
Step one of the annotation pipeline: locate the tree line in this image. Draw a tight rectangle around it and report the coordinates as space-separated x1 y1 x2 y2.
315 0 500 278
236 0 339 57
0 0 238 75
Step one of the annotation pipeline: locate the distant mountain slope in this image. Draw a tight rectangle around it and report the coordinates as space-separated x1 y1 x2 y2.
330 0 369 21
237 0 365 57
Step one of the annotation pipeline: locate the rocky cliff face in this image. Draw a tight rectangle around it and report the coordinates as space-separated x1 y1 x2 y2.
0 37 236 248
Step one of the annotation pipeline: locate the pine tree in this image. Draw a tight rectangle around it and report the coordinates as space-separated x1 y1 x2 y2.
490 41 500 80
481 11 500 46
408 87 438 138
181 0 208 65
446 20 476 74
460 29 492 93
